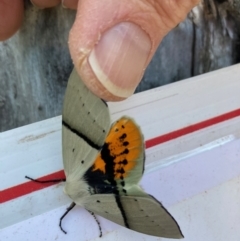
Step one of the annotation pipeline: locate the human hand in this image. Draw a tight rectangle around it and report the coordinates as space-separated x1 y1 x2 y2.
0 0 200 101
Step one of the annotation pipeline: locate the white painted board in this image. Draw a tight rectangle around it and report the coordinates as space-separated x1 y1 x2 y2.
1 64 240 240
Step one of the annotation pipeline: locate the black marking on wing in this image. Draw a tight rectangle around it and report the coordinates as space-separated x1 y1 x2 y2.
119 133 127 141
84 142 119 194
149 195 184 238
142 151 146 174
123 141 129 146
115 195 130 228
84 132 131 194
62 120 101 150
101 99 108 107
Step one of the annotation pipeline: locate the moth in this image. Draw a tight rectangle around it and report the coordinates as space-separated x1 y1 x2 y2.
27 69 183 239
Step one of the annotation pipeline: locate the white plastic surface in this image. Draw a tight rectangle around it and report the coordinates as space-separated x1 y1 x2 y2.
1 64 240 240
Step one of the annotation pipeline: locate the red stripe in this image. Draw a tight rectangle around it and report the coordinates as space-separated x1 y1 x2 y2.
1 108 240 204
146 108 240 148
0 171 65 203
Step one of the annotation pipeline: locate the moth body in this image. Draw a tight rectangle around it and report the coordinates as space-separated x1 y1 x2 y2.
64 179 90 207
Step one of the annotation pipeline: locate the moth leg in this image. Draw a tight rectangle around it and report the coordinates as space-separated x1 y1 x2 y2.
25 176 66 183
59 202 76 234
87 210 102 237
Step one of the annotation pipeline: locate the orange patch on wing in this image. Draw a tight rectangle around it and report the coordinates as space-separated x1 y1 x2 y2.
92 156 106 173
92 117 143 179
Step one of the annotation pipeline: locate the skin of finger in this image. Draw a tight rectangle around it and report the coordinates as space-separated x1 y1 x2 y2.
31 0 61 8
0 0 24 41
69 0 200 101
62 0 78 9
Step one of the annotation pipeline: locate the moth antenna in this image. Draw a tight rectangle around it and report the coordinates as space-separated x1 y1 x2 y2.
59 202 76 234
87 210 102 237
25 176 66 183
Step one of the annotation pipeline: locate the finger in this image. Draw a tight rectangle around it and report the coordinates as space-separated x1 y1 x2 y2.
153 0 199 28
0 0 24 41
31 0 61 8
69 0 200 101
62 0 78 9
